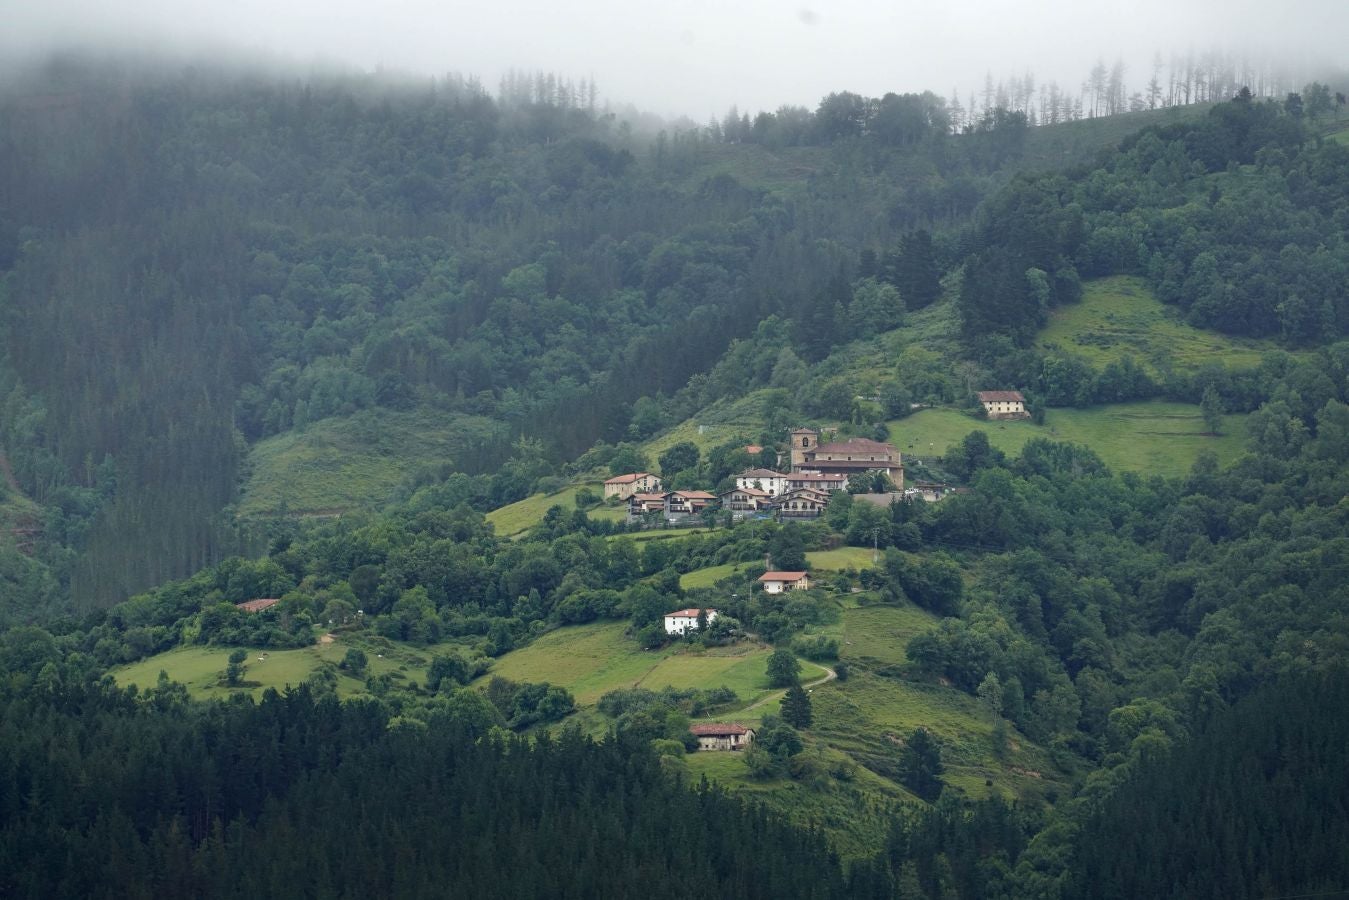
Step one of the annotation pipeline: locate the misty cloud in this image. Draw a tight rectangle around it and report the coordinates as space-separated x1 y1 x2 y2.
2 0 1345 117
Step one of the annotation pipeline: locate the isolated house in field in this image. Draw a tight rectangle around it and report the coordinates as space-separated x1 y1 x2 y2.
758 571 811 593
735 468 790 497
236 598 280 613
690 722 755 751
719 486 770 513
789 429 903 487
976 390 1028 420
604 472 663 500
664 607 719 634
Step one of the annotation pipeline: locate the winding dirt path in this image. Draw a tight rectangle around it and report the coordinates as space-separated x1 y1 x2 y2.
739 664 837 714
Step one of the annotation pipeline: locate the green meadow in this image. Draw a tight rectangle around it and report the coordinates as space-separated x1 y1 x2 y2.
485 483 621 537
238 408 506 517
475 621 825 707
1038 275 1283 372
110 635 449 701
892 401 1248 478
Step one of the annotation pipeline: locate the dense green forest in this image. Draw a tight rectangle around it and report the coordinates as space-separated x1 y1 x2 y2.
3 53 1349 897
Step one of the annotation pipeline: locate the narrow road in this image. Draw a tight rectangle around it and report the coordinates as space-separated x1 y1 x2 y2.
739 664 837 714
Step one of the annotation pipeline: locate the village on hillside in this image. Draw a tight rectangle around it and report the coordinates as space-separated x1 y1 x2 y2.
604 392 1025 528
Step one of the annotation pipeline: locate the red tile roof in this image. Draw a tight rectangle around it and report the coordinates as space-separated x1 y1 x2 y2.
740 468 785 478
673 490 717 499
976 390 1025 403
236 598 280 613
812 437 896 455
665 608 716 618
744 445 763 454
605 472 653 484
722 486 769 498
758 571 808 583
690 723 752 736
796 459 898 470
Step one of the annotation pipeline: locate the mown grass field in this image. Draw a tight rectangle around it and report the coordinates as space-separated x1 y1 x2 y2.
810 672 1063 805
806 547 878 571
840 604 941 667
238 408 506 516
110 634 447 701
485 483 621 537
679 548 879 590
1038 275 1283 372
892 401 1248 478
474 621 824 707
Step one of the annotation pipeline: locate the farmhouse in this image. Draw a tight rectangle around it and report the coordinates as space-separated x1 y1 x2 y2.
759 571 811 593
664 490 717 516
789 429 903 487
690 722 755 751
719 486 771 512
785 472 847 493
977 390 1028 420
604 472 663 500
664 607 719 634
236 598 280 613
627 492 668 516
774 487 831 518
735 467 790 497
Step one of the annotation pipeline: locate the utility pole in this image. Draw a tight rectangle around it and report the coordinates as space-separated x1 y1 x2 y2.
872 526 881 564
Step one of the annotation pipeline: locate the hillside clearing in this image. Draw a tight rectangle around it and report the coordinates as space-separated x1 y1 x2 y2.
475 621 824 707
1038 275 1285 372
239 408 507 517
485 483 618 537
892 401 1247 478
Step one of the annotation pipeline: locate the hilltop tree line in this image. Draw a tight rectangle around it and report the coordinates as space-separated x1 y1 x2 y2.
956 87 1349 365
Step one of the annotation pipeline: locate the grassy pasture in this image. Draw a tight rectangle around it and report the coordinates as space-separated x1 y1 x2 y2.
806 547 878 571
1038 275 1281 372
839 604 941 667
238 408 505 517
110 636 436 701
892 401 1247 478
474 621 823 707
485 483 614 537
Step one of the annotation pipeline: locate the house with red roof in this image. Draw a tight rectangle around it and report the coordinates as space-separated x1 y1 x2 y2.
689 722 755 751
603 472 662 500
735 467 789 497
758 571 811 593
664 490 717 517
627 491 669 516
236 598 281 613
719 486 770 513
788 428 903 488
976 390 1028 419
664 607 719 635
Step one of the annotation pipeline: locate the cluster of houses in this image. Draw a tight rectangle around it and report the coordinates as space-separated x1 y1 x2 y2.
605 427 907 524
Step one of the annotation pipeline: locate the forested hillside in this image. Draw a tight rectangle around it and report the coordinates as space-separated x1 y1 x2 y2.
3 51 1349 898
0 56 1080 612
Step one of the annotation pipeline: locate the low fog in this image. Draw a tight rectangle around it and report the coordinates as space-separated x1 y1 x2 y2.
2 0 1346 117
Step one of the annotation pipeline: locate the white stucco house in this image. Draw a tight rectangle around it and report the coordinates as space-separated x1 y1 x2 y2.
758 571 811 593
664 607 719 634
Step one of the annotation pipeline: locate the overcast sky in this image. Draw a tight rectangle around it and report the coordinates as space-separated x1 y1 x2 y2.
3 0 1345 117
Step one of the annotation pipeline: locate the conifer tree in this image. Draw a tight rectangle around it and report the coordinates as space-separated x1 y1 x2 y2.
780 681 813 729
